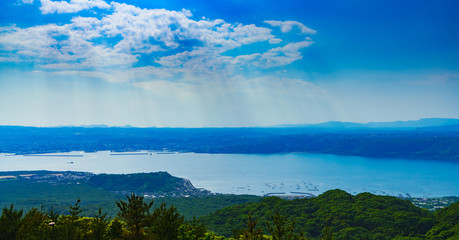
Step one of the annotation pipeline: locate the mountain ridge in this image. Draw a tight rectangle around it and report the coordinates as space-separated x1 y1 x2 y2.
273 118 459 129
2 118 459 129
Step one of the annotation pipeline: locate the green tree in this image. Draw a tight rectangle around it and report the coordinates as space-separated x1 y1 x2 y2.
0 204 23 240
148 202 184 240
17 207 49 240
87 208 109 240
267 211 301 240
106 218 125 240
240 214 265 240
333 227 369 240
70 199 83 218
47 206 60 222
60 199 84 240
426 201 459 239
320 226 332 240
178 217 207 240
116 193 153 240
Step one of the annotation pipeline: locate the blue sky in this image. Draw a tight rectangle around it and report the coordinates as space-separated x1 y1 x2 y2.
0 0 458 127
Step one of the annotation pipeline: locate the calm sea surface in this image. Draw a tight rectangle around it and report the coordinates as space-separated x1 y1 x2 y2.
0 151 458 197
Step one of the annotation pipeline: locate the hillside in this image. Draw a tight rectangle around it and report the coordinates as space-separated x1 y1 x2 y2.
201 189 459 239
0 171 210 198
0 172 458 239
1 189 458 239
88 172 211 197
0 171 260 218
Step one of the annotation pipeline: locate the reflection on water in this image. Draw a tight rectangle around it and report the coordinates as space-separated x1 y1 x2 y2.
1 151 458 197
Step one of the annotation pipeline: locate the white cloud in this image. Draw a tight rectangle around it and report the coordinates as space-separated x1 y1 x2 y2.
265 20 316 34
269 38 282 44
0 25 68 61
234 41 313 68
0 56 21 62
39 0 110 14
22 0 34 4
92 3 274 55
1 1 316 82
0 23 138 69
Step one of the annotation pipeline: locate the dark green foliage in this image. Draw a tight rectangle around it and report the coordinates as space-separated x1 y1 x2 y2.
200 190 447 239
87 208 110 240
0 204 23 240
267 211 303 240
1 190 458 239
332 227 369 240
240 214 265 240
106 218 124 240
178 217 207 240
155 195 263 219
116 194 153 239
56 199 86 240
425 201 459 239
17 207 49 240
148 203 184 240
70 199 83 219
0 180 120 217
89 172 206 196
47 206 60 222
0 177 261 219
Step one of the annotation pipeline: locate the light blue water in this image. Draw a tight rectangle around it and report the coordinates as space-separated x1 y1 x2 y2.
0 151 458 197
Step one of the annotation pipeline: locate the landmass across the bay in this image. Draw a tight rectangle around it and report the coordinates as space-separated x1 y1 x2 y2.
0 118 458 161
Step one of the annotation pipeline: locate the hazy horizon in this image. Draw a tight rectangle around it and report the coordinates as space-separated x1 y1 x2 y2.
1 0 458 127
1 117 458 129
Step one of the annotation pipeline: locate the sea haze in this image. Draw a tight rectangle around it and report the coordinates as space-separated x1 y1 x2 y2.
1 151 457 198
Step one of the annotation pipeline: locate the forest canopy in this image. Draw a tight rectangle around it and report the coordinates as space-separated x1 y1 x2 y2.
1 190 458 239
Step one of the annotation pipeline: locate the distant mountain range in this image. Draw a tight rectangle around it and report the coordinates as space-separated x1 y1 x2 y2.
274 118 459 129
35 118 459 129
1 118 458 160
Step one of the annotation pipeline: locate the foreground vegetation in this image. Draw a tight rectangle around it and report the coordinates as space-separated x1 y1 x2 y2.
1 190 458 239
202 189 459 239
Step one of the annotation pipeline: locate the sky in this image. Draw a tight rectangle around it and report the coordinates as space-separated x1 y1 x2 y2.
0 0 458 127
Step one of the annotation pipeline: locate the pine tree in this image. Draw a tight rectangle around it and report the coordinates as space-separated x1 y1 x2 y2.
62 199 84 240
116 193 153 240
88 208 109 240
106 218 125 240
148 202 184 240
267 211 305 240
0 204 23 240
240 214 265 240
17 207 49 240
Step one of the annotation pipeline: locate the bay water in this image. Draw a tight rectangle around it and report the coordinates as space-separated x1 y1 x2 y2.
0 151 457 197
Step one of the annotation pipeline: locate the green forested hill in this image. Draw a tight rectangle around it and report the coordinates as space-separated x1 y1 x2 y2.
201 189 458 239
1 189 458 239
0 171 458 239
88 172 211 197
427 201 459 239
0 171 262 219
